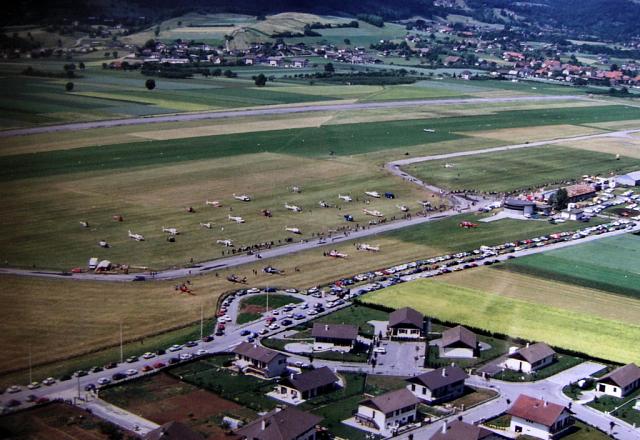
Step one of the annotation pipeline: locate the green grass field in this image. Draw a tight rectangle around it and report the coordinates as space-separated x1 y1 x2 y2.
406 145 640 193
500 234 640 299
362 279 640 364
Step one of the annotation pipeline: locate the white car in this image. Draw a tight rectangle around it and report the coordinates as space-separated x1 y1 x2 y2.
27 381 40 390
142 352 155 359
247 288 260 294
307 309 318 315
97 377 111 385
179 353 193 361
7 385 21 393
125 369 138 376
168 344 182 352
373 347 386 354
196 349 208 356
268 323 281 330
42 377 55 386
259 328 268 335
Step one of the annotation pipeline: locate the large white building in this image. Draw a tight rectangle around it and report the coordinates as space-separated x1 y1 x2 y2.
596 363 640 398
616 171 640 187
503 342 556 374
507 395 573 440
354 388 419 436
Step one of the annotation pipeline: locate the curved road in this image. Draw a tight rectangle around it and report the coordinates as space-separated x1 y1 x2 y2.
0 95 585 138
2 126 639 282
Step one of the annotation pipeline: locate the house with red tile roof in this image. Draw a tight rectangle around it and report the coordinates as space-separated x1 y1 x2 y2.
507 395 573 440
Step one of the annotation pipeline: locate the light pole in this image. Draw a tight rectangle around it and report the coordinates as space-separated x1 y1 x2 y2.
200 303 204 340
119 321 124 364
28 344 32 385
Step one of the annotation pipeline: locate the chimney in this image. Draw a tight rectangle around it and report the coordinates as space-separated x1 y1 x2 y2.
441 421 448 434
442 368 447 377
526 342 530 348
261 419 267 431
325 324 329 331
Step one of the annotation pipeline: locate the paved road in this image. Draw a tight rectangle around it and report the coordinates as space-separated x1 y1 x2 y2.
0 95 586 138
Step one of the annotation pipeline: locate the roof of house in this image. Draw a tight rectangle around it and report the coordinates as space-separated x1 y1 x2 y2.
598 363 640 389
388 307 424 330
442 325 477 350
233 342 287 363
406 366 468 390
144 421 204 440
280 366 339 393
430 420 506 440
507 395 568 427
311 323 358 341
508 342 555 364
360 388 420 414
235 407 322 440
565 183 596 198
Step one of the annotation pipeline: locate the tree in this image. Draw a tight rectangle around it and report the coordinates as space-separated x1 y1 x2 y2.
65 81 74 91
324 62 335 74
78 62 85 70
145 79 156 90
344 38 351 45
551 188 569 210
254 73 267 86
154 26 160 37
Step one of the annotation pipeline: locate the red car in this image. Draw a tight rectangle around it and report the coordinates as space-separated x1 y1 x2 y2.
141 365 153 372
153 362 166 369
71 267 83 273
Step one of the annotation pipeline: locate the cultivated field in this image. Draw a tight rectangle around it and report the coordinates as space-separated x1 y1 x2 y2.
500 233 640 299
406 145 640 193
557 135 640 159
362 279 640 364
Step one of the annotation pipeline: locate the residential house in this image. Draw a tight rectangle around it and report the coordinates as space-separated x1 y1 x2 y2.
507 395 574 440
268 56 284 67
274 366 339 403
311 323 358 351
596 363 640 398
406 366 467 404
291 58 308 68
565 183 597 203
235 406 322 440
144 421 204 440
430 420 510 439
388 307 425 339
444 55 462 66
354 388 419 436
441 325 478 358
503 343 556 374
232 342 289 378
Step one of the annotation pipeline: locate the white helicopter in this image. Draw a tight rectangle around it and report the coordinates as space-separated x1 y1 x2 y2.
284 203 303 212
233 194 251 202
285 226 301 234
363 208 383 217
357 243 380 252
365 191 381 198
205 200 222 207
396 204 409 212
128 230 145 241
318 200 331 208
79 220 89 228
327 249 348 258
162 226 179 235
338 194 352 202
228 215 245 224
216 239 234 247
200 222 213 229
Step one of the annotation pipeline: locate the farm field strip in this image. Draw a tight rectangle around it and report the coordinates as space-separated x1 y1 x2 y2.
362 279 640 364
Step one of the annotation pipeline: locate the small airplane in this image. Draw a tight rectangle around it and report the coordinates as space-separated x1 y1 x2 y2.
285 226 301 234
98 240 109 248
200 222 213 229
318 200 331 208
227 274 246 283
423 128 435 133
357 243 380 252
396 204 409 212
216 239 234 247
327 249 348 258
291 186 302 193
205 200 222 207
365 191 381 198
338 194 352 202
162 226 179 235
363 208 383 217
79 221 89 228
263 266 284 274
284 203 302 212
228 215 245 224
128 230 145 241
233 194 251 202
459 221 478 229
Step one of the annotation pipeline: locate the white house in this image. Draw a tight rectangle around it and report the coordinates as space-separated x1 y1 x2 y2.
235 406 322 440
440 325 478 358
311 323 358 351
232 342 288 379
406 366 467 404
273 366 339 404
596 363 640 398
503 343 556 374
507 395 573 440
354 388 419 436
387 307 425 339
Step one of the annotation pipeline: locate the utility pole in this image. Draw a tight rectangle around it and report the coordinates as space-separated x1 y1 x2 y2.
266 286 269 313
200 303 204 340
28 344 32 385
119 321 124 364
